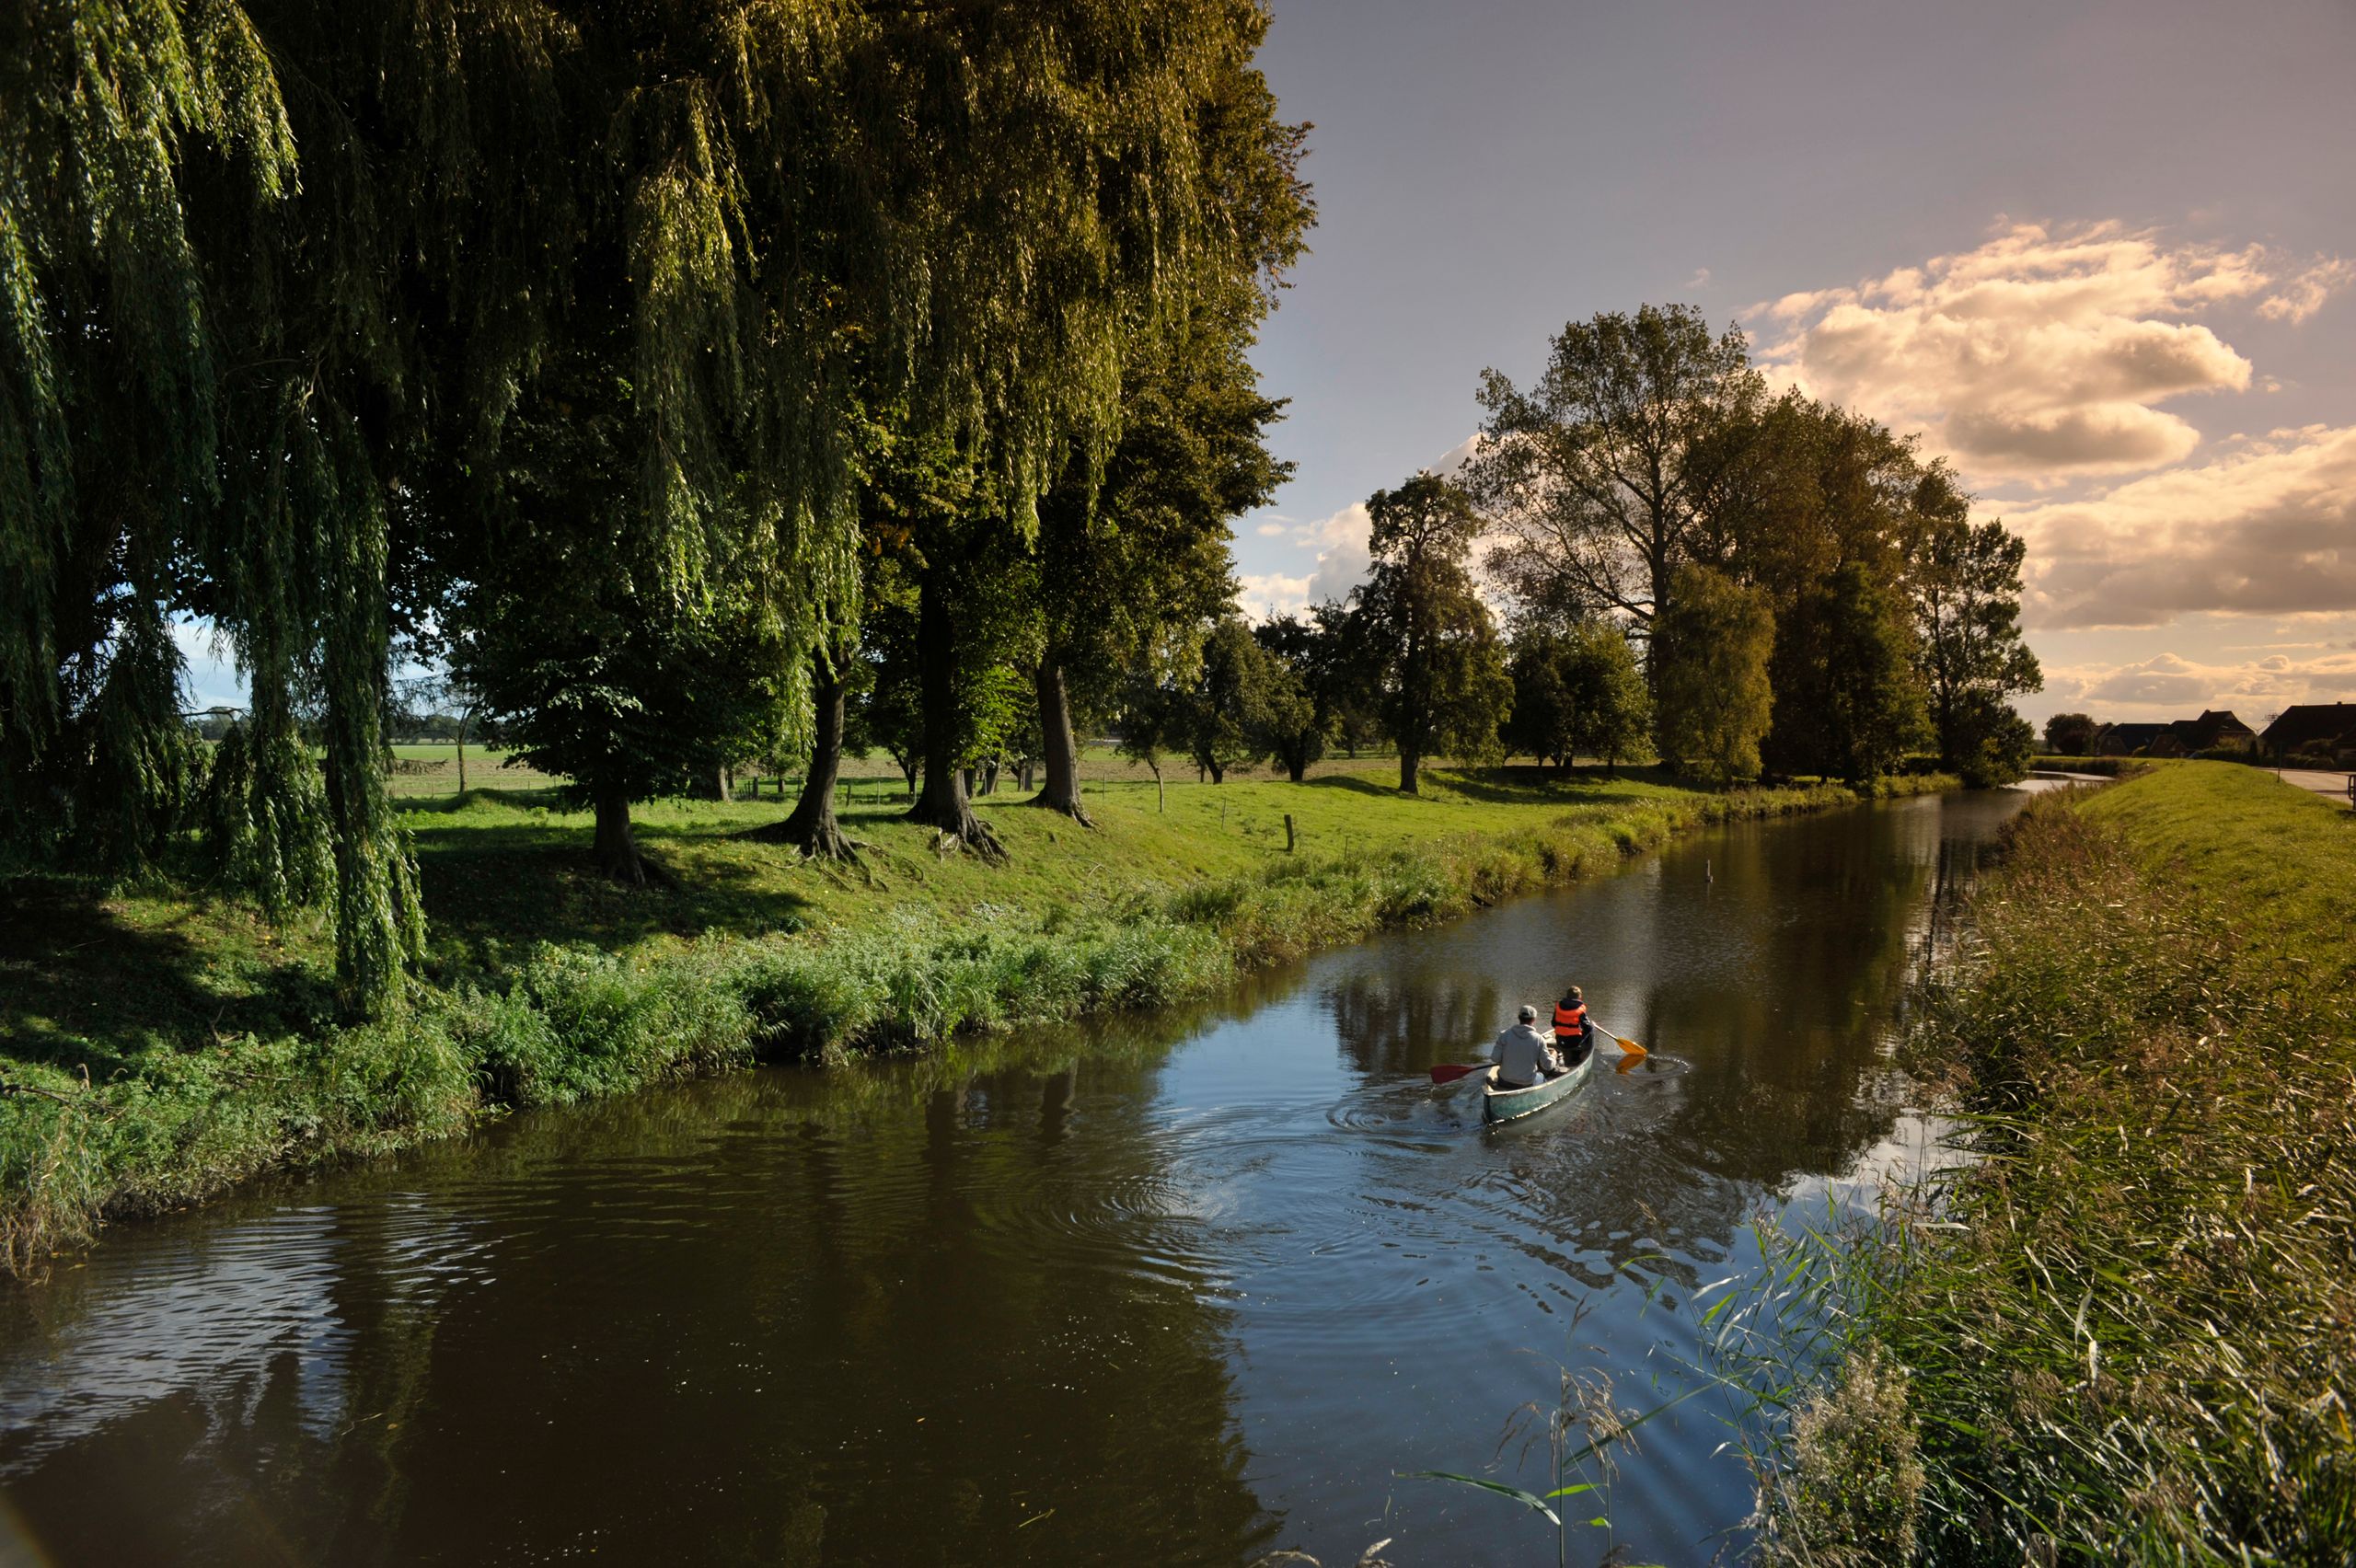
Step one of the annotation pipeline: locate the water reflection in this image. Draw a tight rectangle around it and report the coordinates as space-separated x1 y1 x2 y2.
0 790 2035 1566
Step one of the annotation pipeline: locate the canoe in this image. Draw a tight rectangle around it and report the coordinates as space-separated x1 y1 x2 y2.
1479 1043 1595 1125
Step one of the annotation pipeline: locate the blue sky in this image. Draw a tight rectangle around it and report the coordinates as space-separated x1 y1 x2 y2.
1234 0 2356 725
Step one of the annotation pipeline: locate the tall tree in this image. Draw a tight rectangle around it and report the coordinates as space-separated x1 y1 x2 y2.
2043 712 2098 755
1351 475 1513 794
1911 517 2043 771
1252 616 1333 781
1506 621 1651 773
1183 617 1284 784
1025 26 1311 826
1467 305 1766 670
1654 564 1775 786
1762 562 1928 785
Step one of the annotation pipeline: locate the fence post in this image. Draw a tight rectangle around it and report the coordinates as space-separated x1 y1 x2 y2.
1285 813 1296 853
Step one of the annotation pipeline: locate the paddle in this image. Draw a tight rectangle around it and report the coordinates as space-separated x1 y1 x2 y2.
1428 1062 1491 1085
1594 1022 1648 1061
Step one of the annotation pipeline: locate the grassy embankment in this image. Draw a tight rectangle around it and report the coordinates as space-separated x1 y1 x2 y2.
2 754 1953 1270
1757 763 2355 1563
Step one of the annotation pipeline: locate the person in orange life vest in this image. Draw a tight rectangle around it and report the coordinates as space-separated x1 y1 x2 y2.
1552 986 1590 1063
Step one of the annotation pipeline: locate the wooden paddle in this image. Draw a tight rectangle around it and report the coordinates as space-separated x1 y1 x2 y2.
1428 1062 1492 1085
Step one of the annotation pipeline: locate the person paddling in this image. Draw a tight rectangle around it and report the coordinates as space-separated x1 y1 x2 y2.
1490 1005 1563 1090
1552 985 1590 1064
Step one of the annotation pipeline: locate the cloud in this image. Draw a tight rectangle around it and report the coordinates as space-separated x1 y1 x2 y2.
2011 423 2356 628
1253 521 1289 537
2048 646 2356 720
1264 438 1485 616
1299 502 1374 606
1684 267 1712 290
1750 220 2337 478
1236 571 1313 621
2258 259 2355 324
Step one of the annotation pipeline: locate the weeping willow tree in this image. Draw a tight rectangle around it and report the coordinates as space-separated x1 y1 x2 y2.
5 0 1312 1006
0 0 294 871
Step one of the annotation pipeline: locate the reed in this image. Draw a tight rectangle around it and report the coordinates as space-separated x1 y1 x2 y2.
1747 767 2356 1563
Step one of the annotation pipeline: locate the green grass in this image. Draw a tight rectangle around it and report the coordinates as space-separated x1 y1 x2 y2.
0 757 1955 1270
1753 764 2356 1562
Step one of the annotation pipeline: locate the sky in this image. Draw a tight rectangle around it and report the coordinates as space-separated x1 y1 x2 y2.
1231 0 2356 728
179 0 2354 727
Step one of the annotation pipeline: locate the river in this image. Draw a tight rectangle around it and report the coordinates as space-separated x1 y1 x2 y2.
0 788 2042 1565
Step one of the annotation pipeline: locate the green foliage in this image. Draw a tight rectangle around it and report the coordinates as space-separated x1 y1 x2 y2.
1754 1345 1924 1568
1504 619 1651 770
198 717 331 917
2042 710 2099 755
1249 620 1328 781
1764 561 1928 785
1911 517 2042 768
1948 693 2035 788
1352 473 1513 791
1653 564 1774 784
1469 303 1766 632
1179 617 1285 782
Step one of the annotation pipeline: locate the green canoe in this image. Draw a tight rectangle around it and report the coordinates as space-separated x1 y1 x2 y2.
1479 1044 1595 1125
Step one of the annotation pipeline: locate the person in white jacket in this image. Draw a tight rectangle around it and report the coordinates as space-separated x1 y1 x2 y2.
1490 1005 1563 1089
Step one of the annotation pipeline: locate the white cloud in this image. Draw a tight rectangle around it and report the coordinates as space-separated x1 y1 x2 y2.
1253 521 1289 537
2047 646 2356 721
1299 502 1374 606
1684 267 1712 290
2011 423 2356 628
2258 259 2355 325
1751 220 2323 478
1236 571 1313 621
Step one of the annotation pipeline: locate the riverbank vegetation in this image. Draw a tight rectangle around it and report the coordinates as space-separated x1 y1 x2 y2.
1754 763 2356 1562
3 765 1951 1269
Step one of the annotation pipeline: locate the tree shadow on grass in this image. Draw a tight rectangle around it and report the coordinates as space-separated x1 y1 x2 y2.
0 878 339 1079
1431 764 1681 810
413 830 815 975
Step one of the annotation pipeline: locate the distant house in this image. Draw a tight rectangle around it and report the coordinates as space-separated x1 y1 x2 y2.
2093 721 2175 756
2167 709 2257 755
2092 709 2259 758
2260 703 2356 763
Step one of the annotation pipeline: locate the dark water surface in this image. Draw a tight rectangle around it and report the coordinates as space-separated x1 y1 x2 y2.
0 790 2040 1566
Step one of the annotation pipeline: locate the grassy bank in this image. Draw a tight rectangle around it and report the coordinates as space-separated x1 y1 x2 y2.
1758 763 2356 1562
2 761 1952 1271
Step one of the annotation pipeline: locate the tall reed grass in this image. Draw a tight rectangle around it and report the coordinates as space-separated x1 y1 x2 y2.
1746 781 2356 1563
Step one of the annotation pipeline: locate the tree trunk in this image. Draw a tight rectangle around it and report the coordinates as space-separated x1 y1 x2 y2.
1285 749 1307 783
980 758 998 796
747 650 860 859
593 782 664 886
1027 660 1093 825
1207 759 1225 785
1400 747 1420 795
907 569 1003 859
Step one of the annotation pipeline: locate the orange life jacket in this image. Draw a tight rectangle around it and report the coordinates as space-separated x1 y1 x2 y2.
1553 1001 1587 1038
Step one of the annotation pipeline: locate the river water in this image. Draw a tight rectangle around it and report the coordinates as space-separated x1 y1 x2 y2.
0 788 2039 1566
